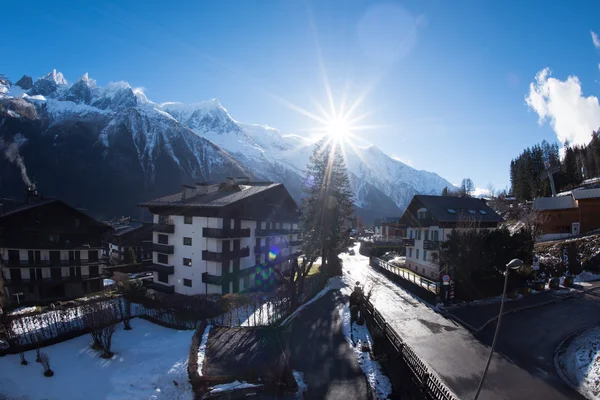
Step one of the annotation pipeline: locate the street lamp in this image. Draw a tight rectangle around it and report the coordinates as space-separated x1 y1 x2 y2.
473 258 524 400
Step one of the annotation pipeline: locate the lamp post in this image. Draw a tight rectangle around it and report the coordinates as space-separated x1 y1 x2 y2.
473 258 524 400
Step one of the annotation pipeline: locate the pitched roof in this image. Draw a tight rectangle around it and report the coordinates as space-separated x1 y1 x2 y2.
407 195 504 223
139 182 279 209
113 222 145 237
571 188 600 200
533 196 577 211
0 198 58 219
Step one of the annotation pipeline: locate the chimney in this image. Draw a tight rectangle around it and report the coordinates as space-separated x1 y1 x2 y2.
25 185 40 205
181 184 195 200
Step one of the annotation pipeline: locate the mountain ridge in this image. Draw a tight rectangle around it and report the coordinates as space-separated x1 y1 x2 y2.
0 70 455 222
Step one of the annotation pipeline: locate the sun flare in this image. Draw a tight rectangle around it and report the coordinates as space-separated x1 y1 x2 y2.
326 118 351 140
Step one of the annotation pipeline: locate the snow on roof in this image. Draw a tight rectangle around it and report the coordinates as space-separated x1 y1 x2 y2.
534 195 577 210
572 188 600 200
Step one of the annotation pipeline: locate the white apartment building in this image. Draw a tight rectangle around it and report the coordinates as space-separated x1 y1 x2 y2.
400 195 504 280
0 198 111 303
139 178 302 295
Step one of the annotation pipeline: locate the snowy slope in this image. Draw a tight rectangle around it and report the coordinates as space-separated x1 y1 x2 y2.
1 70 454 218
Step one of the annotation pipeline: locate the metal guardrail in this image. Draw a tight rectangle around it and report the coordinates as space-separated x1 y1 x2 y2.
371 257 440 294
363 300 457 400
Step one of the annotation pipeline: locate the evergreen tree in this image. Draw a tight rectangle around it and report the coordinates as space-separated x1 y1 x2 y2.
442 187 449 196
301 139 354 276
563 144 582 188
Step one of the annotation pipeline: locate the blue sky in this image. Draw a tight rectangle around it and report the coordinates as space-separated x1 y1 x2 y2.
3 0 600 193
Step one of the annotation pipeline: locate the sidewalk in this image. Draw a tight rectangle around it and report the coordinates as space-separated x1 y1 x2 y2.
287 291 370 400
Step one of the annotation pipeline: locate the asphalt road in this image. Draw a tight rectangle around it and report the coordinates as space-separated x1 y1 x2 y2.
288 291 370 400
344 243 584 400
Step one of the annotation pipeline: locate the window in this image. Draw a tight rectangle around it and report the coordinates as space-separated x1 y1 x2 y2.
447 209 456 214
89 265 99 277
183 278 192 287
158 272 168 283
433 230 439 241
183 237 192 246
158 234 168 244
158 215 170 224
423 250 428 261
74 218 80 227
408 248 413 257
417 230 421 240
243 275 250 290
183 257 192 267
157 253 168 264
89 250 98 262
479 210 488 215
184 215 193 224
468 209 475 214
418 210 427 220
409 230 413 239
424 230 429 240
416 249 420 259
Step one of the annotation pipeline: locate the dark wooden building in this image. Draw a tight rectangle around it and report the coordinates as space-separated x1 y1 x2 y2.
0 198 112 304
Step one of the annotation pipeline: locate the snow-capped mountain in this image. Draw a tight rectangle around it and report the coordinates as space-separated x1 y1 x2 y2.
0 70 454 221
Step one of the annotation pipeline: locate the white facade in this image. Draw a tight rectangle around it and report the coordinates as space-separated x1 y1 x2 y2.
151 214 301 295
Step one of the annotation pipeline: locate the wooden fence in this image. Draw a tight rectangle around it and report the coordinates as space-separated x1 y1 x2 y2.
363 300 457 400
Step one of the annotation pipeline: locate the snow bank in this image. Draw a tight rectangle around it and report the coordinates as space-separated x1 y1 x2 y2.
575 271 600 283
0 319 193 400
208 380 262 394
559 325 600 399
339 304 393 399
197 324 212 376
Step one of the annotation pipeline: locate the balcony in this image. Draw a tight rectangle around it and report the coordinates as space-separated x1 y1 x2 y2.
3 274 100 285
290 240 302 247
202 272 223 286
150 263 174 274
153 222 175 234
152 243 174 254
404 238 415 246
423 240 440 250
254 245 269 254
202 247 251 262
255 228 290 236
203 227 251 239
415 218 436 227
290 228 301 234
2 259 102 267
146 281 174 294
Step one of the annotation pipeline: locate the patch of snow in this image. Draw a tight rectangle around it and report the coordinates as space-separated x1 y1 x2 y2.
80 72 97 88
43 69 68 85
197 324 212 376
208 380 262 394
8 306 39 316
293 370 308 396
103 278 116 287
0 319 193 400
26 94 47 101
576 271 600 283
559 325 600 399
339 304 393 399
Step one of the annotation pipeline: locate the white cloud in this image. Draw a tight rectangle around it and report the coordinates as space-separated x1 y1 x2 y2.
525 68 600 146
592 31 600 48
472 187 491 198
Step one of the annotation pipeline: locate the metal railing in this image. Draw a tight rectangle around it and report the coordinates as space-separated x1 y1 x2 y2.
2 259 102 267
371 257 440 294
202 227 251 239
202 247 250 262
363 300 457 400
150 263 174 274
423 240 440 250
152 243 174 254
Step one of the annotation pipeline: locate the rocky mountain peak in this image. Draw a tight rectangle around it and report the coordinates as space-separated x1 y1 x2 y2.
15 75 33 90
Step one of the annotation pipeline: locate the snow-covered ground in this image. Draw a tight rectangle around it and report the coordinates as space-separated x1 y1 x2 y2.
558 325 600 399
207 380 262 394
341 243 456 339
280 277 344 325
0 319 194 400
339 303 393 399
7 306 40 316
197 324 212 376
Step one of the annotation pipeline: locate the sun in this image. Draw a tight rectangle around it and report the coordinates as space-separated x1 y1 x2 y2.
326 118 350 140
